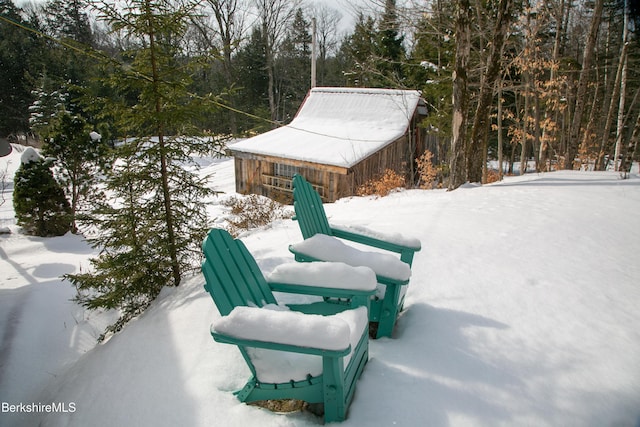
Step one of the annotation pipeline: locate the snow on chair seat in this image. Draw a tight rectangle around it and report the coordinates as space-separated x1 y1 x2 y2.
212 305 368 384
289 234 412 283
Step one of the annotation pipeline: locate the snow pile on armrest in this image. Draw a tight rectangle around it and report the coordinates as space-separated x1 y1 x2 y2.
331 223 421 249
266 261 377 291
212 305 351 351
290 234 412 282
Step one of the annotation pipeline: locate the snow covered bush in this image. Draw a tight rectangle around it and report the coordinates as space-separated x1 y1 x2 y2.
13 147 72 236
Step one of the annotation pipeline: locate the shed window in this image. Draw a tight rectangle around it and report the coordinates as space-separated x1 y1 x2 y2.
273 163 298 178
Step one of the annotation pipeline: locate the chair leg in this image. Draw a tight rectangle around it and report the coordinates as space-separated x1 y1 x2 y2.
375 284 401 339
321 357 346 422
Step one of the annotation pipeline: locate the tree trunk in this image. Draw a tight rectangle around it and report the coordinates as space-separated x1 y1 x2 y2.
596 41 627 170
467 0 512 183
448 0 472 190
540 0 566 171
146 0 181 287
614 0 629 171
619 110 640 173
498 85 504 180
264 19 277 123
256 0 298 125
563 0 604 169
533 90 541 172
520 72 530 175
579 78 601 170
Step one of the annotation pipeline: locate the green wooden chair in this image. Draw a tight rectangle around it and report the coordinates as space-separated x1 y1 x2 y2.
202 228 376 423
289 174 422 339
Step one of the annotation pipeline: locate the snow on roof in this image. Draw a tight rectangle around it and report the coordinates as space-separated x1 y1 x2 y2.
229 87 423 168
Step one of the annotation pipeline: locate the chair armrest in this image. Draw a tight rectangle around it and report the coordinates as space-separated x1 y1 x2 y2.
268 282 375 301
330 223 421 253
211 306 351 357
266 262 377 299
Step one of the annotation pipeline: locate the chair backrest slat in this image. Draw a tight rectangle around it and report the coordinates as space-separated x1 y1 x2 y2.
202 229 276 315
293 174 332 239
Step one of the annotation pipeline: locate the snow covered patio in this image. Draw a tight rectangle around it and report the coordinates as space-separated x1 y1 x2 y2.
1 145 639 426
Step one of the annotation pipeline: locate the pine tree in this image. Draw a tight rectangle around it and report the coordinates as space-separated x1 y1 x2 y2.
0 0 49 136
13 148 72 236
42 113 104 233
235 26 270 132
408 4 455 138
339 14 380 87
377 0 405 84
43 0 94 46
28 72 70 137
277 8 311 121
66 0 219 338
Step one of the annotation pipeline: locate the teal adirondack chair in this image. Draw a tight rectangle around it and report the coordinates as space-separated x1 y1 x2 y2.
202 228 376 423
289 174 422 339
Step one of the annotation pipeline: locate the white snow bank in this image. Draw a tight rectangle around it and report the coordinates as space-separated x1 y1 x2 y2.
3 144 640 427
290 234 412 281
212 305 368 383
266 261 377 291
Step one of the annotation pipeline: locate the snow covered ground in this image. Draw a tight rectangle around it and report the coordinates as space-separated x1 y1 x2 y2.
1 144 639 427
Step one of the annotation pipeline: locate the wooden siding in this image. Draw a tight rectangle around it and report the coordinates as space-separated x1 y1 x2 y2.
348 135 411 190
232 152 350 203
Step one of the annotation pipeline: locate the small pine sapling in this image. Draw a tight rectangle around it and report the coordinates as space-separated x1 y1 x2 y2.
13 148 72 236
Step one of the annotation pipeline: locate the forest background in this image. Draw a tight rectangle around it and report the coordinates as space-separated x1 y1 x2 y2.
2 0 639 184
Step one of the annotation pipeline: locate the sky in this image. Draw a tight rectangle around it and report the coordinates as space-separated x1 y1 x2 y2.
13 0 374 35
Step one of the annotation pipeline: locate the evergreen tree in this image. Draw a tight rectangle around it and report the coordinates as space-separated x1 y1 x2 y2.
276 8 311 121
13 148 72 236
66 0 219 337
0 0 49 136
377 0 405 84
42 112 105 233
408 6 455 137
43 0 94 46
235 26 270 132
339 14 380 87
28 72 70 137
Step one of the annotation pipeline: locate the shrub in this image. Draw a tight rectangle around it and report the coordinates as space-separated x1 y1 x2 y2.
222 194 293 237
357 169 406 197
13 148 72 236
485 169 501 184
416 150 438 189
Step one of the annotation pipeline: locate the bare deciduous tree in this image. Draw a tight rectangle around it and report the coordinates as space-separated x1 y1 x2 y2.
254 0 300 123
563 0 604 169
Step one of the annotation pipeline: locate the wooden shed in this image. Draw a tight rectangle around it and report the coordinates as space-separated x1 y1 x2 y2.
228 87 428 202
